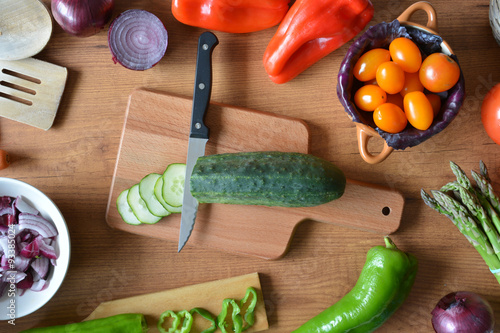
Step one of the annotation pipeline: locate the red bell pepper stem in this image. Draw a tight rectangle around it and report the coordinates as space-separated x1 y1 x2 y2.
263 0 374 84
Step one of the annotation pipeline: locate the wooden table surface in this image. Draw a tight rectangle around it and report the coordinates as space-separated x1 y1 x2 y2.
5 0 500 331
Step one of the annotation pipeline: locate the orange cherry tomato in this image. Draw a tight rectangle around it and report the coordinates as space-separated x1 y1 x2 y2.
386 93 404 109
376 61 405 95
419 53 460 93
389 37 422 73
353 48 391 82
0 150 10 170
400 72 424 97
373 103 408 133
481 83 500 145
403 91 434 130
364 78 378 86
354 85 387 111
426 93 442 117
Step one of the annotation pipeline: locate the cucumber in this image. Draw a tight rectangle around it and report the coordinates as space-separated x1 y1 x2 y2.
154 176 182 213
139 173 171 217
127 184 162 224
161 163 186 208
190 151 346 207
116 189 142 225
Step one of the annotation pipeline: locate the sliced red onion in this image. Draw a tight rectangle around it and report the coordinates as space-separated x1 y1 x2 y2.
1 214 15 227
0 196 11 214
19 239 40 259
31 256 49 279
18 213 58 238
31 278 49 292
0 197 59 296
14 196 39 215
2 271 27 284
15 255 32 272
17 270 33 290
0 255 8 271
51 0 114 37
37 236 58 260
0 237 10 256
108 9 168 70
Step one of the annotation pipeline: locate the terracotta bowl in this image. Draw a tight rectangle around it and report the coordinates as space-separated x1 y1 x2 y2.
337 1 466 164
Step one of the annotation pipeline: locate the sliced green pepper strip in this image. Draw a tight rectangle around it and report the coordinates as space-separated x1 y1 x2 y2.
217 299 243 333
240 287 258 331
190 307 217 333
20 313 148 332
158 310 193 333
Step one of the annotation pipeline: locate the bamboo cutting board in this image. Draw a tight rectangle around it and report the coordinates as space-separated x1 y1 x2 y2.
106 88 405 259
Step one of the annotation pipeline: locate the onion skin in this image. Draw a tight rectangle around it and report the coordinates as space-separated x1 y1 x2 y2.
51 0 114 37
431 291 495 333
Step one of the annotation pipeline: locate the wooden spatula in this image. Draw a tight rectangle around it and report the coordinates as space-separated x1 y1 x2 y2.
0 57 67 130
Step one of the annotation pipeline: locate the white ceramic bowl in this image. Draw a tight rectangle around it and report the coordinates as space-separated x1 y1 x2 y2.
0 178 70 320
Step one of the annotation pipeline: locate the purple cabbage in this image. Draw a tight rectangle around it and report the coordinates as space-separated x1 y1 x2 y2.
337 20 466 150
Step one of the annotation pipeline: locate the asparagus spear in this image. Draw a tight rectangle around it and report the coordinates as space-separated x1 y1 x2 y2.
421 189 500 283
471 169 500 215
480 160 490 181
440 181 500 256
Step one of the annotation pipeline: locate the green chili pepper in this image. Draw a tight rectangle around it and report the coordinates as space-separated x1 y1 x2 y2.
240 287 258 331
217 298 244 333
292 236 418 333
158 310 193 333
20 313 147 332
190 307 217 333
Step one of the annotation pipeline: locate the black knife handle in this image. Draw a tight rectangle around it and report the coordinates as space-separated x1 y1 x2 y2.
190 32 219 139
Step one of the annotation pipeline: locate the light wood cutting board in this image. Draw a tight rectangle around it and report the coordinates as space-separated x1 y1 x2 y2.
106 88 405 259
85 272 268 333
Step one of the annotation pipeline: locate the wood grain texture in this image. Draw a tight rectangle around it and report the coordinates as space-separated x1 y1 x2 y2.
0 58 67 130
0 0 52 61
105 89 403 259
5 0 500 332
85 272 268 333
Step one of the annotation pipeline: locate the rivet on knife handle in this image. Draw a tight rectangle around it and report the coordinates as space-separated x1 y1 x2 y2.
178 32 219 253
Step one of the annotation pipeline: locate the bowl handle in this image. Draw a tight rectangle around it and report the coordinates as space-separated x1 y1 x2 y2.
356 123 394 164
397 1 438 32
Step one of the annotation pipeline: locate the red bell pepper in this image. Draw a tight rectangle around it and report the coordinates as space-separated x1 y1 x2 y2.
263 0 374 84
172 0 291 34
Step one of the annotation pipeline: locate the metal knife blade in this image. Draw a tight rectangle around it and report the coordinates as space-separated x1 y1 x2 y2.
178 31 219 252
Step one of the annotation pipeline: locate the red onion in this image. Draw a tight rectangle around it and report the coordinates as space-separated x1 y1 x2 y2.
431 291 495 333
108 9 168 71
51 0 114 37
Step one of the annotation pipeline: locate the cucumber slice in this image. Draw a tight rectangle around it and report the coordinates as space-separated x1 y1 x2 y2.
127 184 162 224
154 176 182 213
162 163 186 208
116 189 141 225
139 173 171 217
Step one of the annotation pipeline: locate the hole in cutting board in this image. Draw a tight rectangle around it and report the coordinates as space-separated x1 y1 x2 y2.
382 206 391 216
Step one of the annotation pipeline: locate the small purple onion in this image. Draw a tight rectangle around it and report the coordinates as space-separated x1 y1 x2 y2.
108 9 168 71
51 0 114 37
431 291 495 333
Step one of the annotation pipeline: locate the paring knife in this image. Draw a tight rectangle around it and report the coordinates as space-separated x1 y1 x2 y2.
178 32 219 252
